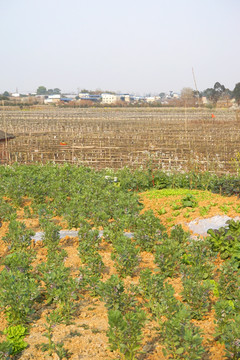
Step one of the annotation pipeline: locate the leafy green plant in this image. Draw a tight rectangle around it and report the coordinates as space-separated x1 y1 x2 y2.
210 201 218 207
39 311 72 359
54 342 72 359
40 313 58 357
3 217 34 251
218 259 240 300
78 265 102 297
220 204 230 214
41 220 61 249
233 204 240 213
181 193 198 208
157 207 167 215
107 308 146 360
78 223 101 256
217 313 240 360
83 251 105 276
2 251 35 274
99 275 136 313
183 210 191 219
37 255 77 324
199 205 211 216
171 201 182 211
207 220 240 261
172 210 181 217
103 221 125 244
154 238 182 278
139 269 180 319
0 198 16 221
3 325 28 355
64 199 83 229
23 205 32 219
180 239 214 280
111 236 140 278
160 307 206 359
36 204 54 221
134 210 166 252
214 299 236 336
0 269 39 325
181 276 212 320
0 341 11 360
171 225 190 244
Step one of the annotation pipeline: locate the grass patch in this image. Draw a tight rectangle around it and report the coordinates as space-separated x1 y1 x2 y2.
142 188 214 201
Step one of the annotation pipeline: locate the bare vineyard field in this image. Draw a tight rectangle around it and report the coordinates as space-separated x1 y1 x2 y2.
0 107 239 172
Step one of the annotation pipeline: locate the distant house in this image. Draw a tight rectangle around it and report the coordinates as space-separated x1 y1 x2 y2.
145 96 162 103
44 94 61 104
79 93 101 102
11 93 20 98
101 94 120 104
0 130 15 162
119 94 131 102
78 93 90 99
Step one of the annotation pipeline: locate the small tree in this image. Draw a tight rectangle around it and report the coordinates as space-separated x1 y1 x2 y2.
53 88 61 94
36 86 47 95
233 83 240 105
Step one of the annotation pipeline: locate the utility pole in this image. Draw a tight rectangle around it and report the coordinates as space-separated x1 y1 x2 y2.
192 67 201 107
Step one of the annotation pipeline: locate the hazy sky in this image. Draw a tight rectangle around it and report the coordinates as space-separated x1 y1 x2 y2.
1 0 239 95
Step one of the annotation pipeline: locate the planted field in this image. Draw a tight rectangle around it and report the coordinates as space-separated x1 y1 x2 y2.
140 188 240 231
0 164 240 359
0 108 240 172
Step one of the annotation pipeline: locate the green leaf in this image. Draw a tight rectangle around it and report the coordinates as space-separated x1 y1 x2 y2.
176 347 184 355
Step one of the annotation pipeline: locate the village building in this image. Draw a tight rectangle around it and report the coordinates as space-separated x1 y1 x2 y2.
101 93 120 104
44 94 61 104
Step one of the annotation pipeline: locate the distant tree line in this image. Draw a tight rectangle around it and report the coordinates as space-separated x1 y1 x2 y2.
36 86 61 95
200 82 240 105
172 82 240 107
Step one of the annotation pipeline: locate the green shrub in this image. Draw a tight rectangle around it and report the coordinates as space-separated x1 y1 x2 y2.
207 220 240 261
111 236 140 277
107 308 146 360
139 269 180 319
134 210 166 252
3 218 34 251
41 219 61 252
219 314 240 360
214 299 236 336
3 251 34 274
181 276 212 320
218 259 240 300
37 256 77 324
0 199 16 221
99 275 136 313
155 238 182 278
161 307 206 359
78 265 101 297
0 269 39 325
